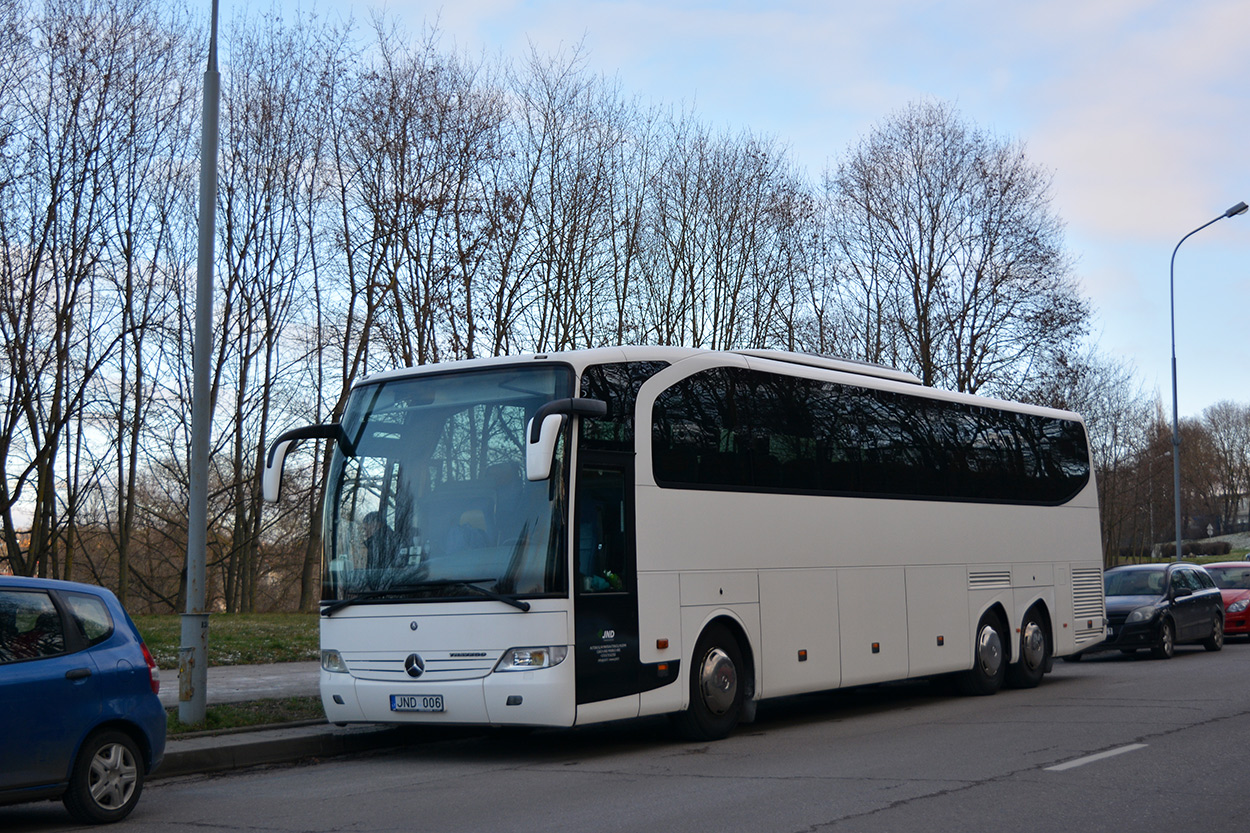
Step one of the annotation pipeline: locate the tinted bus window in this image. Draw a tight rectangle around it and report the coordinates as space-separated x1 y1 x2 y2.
579 362 669 451
652 367 1089 505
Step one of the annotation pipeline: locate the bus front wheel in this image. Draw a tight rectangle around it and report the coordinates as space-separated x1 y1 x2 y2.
674 624 745 741
957 612 1007 696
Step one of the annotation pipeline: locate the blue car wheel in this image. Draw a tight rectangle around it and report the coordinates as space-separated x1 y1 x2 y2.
63 730 145 824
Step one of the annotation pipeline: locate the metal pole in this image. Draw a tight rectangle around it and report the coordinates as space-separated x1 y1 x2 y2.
180 0 220 725
1168 200 1248 563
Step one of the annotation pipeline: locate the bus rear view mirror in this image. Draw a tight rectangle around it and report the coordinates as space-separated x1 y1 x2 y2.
525 398 608 481
263 423 350 502
526 413 565 481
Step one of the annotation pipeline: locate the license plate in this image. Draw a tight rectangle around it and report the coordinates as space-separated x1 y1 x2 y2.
390 694 444 713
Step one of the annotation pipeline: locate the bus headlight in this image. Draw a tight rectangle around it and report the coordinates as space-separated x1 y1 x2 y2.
321 649 349 673
495 646 569 671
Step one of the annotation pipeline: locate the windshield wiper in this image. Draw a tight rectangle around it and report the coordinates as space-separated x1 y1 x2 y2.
320 589 426 617
321 578 530 617
452 579 531 612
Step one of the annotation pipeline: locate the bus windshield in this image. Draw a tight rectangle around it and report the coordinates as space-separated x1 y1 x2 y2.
322 364 573 608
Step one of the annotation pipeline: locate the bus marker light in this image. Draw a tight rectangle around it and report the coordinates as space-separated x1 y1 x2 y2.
506 696 523 706
936 636 944 646
797 650 808 662
871 643 880 654
657 638 669 649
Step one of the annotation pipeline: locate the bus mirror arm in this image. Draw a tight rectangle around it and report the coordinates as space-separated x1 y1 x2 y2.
262 424 350 503
525 398 608 481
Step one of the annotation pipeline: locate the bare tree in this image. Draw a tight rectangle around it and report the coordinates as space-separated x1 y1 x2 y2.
507 45 623 352
1020 346 1153 563
0 0 154 576
825 100 1088 394
210 10 341 611
1201 401 1250 532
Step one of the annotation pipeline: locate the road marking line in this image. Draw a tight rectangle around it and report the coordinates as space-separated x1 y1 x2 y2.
1045 744 1148 772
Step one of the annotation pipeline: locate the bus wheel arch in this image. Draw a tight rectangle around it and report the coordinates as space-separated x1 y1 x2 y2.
957 605 1009 696
673 617 754 741
1005 602 1052 689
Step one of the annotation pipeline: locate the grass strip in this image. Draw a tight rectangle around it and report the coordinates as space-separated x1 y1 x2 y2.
166 696 325 736
133 613 319 668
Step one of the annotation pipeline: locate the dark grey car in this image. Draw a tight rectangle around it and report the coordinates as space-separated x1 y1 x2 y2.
1076 562 1224 660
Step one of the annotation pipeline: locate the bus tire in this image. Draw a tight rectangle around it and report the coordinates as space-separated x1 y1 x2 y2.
1005 608 1049 689
673 624 745 741
957 611 1007 696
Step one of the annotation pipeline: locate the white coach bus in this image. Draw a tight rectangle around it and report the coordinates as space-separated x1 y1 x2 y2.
264 347 1106 740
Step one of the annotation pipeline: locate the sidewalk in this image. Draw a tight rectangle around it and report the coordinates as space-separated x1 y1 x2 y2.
157 662 411 779
157 661 322 708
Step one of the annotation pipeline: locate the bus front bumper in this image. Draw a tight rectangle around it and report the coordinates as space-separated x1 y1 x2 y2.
320 661 577 728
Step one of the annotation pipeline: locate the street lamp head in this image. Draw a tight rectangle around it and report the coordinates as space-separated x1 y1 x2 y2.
1226 201 1249 218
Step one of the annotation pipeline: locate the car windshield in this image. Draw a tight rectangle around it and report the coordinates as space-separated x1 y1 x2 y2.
323 364 574 606
1104 568 1166 597
1204 566 1250 591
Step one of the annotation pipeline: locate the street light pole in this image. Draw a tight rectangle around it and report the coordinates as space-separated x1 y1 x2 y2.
180 0 220 726
1169 200 1248 561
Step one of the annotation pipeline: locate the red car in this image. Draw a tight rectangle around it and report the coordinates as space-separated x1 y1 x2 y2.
1203 562 1250 637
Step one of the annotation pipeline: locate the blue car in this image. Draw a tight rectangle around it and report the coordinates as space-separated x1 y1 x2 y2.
0 576 165 823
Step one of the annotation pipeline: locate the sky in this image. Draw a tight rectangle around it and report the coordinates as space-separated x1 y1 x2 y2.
265 0 1250 418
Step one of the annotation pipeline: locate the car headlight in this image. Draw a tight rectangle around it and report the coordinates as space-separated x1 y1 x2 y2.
321 649 349 673
495 646 569 672
1229 599 1249 614
1126 605 1163 624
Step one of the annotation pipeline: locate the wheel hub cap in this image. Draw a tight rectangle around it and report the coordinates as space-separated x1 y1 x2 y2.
89 743 137 809
1021 621 1045 670
699 648 738 716
976 624 1003 677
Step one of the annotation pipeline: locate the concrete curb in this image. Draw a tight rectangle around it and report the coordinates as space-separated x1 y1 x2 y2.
157 724 412 779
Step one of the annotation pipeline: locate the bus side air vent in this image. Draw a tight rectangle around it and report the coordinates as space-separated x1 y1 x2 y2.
1070 567 1105 620
967 570 1012 590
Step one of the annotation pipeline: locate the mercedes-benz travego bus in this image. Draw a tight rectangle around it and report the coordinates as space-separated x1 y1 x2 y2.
263 347 1105 740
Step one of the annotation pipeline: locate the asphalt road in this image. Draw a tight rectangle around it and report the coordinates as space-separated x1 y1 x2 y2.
9 641 1250 832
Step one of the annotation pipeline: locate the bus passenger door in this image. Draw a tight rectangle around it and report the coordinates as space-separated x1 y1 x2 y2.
573 455 640 704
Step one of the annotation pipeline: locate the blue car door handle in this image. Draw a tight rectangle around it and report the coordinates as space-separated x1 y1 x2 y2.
65 667 92 680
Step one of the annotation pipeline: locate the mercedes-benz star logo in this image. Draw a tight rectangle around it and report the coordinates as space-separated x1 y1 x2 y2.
404 653 425 678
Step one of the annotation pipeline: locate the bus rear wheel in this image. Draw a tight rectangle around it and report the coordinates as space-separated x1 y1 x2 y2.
1005 609 1049 689
957 612 1007 696
673 624 745 741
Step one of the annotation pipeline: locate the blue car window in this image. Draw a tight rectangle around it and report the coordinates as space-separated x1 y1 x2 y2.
0 589 66 662
64 591 114 646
